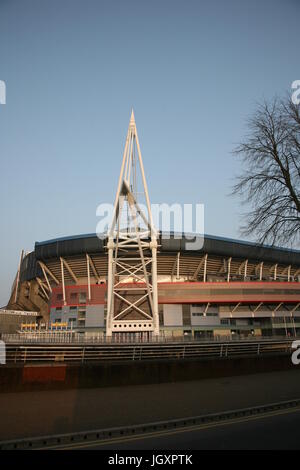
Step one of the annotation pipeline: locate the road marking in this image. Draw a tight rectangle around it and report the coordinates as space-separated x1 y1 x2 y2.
40 405 300 450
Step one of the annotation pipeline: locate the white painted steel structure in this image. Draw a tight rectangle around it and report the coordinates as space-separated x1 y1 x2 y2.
106 111 159 336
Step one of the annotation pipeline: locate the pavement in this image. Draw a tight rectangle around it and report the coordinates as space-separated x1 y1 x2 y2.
1 368 300 441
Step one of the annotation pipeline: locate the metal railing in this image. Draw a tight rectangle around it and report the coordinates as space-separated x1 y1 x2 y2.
1 332 298 345
2 338 293 364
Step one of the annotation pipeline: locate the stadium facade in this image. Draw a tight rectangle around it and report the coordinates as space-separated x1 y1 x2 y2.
6 112 300 339
6 231 300 339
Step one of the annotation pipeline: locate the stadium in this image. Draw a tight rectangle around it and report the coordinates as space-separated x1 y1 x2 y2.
5 112 300 340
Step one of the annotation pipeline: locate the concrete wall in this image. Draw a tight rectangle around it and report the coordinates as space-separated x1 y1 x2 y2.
50 305 104 328
85 305 104 327
190 304 220 326
48 301 300 335
0 312 38 334
50 306 74 324
163 304 183 326
0 354 293 393
6 280 49 320
191 316 221 327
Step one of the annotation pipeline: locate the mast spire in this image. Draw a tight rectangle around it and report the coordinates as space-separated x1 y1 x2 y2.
106 111 159 338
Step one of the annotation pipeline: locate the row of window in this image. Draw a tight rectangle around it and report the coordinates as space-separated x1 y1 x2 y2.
113 323 152 328
192 312 218 317
56 292 87 303
55 307 86 313
53 318 76 323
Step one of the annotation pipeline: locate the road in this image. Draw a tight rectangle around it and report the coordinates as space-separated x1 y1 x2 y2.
57 406 300 450
1 368 300 441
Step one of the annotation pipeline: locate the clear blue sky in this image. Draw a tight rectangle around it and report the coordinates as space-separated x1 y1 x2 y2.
0 0 299 306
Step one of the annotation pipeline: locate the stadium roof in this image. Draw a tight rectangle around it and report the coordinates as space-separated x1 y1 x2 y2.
34 232 300 266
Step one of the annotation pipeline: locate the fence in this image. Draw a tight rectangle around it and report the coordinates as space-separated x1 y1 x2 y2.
3 338 293 364
1 331 298 345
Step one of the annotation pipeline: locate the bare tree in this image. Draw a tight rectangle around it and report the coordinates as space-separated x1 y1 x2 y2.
232 95 300 247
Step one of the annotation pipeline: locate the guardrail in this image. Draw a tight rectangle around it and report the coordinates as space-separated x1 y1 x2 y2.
2 338 293 364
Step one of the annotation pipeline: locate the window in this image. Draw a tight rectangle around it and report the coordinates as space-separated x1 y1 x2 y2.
192 312 203 317
70 306 77 311
79 292 87 304
183 305 191 326
70 292 77 300
56 307 62 312
56 294 63 301
78 309 86 320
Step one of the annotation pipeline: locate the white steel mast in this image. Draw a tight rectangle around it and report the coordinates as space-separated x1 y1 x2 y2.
106 110 159 337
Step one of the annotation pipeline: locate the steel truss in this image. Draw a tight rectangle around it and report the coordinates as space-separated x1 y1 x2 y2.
106 110 159 337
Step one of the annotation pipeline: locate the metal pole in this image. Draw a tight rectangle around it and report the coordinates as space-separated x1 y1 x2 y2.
87 254 91 301
60 257 66 305
14 249 24 304
151 240 159 336
106 241 114 337
203 254 208 282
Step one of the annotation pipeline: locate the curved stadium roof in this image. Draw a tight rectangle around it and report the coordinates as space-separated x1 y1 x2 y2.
33 232 300 266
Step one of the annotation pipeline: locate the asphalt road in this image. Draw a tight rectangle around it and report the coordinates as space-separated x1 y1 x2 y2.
58 406 300 450
2 368 300 441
